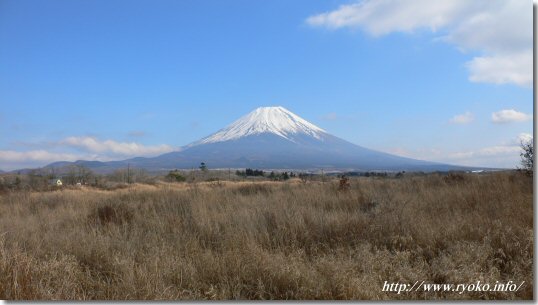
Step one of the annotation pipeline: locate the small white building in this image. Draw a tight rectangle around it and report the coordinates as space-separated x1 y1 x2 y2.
49 179 63 186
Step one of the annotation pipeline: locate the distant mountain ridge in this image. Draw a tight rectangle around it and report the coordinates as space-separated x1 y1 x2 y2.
24 106 476 173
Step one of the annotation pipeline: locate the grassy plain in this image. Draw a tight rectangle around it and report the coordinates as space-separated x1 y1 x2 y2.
0 172 533 300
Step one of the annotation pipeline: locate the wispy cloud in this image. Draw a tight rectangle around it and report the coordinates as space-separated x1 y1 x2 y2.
0 150 84 171
140 112 157 120
0 136 177 171
491 109 532 124
0 150 79 163
387 147 442 160
321 112 338 121
320 112 356 121
385 133 531 168
442 143 524 168
449 111 473 124
127 131 147 138
446 141 525 168
447 146 521 160
60 136 175 157
306 0 532 87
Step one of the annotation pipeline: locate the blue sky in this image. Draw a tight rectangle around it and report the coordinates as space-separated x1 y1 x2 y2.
0 0 533 170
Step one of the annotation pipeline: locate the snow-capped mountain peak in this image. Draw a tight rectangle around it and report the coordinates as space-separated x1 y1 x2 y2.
196 106 327 144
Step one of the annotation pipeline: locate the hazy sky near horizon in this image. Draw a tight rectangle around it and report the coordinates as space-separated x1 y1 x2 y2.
0 0 533 170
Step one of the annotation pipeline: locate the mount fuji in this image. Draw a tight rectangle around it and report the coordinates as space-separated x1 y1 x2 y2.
44 106 467 173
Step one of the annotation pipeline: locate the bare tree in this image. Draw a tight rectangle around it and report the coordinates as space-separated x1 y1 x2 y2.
76 165 94 184
520 138 533 175
65 165 78 185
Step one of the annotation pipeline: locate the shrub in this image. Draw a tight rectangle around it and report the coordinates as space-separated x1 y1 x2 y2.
338 175 350 191
166 170 186 182
235 183 271 195
443 172 466 184
88 203 134 226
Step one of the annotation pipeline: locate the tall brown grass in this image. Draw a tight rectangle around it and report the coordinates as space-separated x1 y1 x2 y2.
0 172 532 300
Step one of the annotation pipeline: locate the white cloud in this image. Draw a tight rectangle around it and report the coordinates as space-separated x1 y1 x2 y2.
0 150 79 163
438 144 522 168
517 133 533 144
0 136 177 171
306 0 474 35
0 150 85 171
61 136 174 157
306 0 532 87
443 134 530 168
444 144 522 168
448 146 521 159
467 51 533 87
384 133 531 168
443 1 531 54
491 109 532 124
449 111 473 124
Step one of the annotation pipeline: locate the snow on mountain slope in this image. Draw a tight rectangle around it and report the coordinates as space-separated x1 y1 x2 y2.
194 106 327 145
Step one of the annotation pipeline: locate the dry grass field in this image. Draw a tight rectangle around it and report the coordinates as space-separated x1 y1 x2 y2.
0 172 533 300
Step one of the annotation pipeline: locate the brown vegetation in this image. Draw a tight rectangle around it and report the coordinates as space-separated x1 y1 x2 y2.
0 172 532 300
